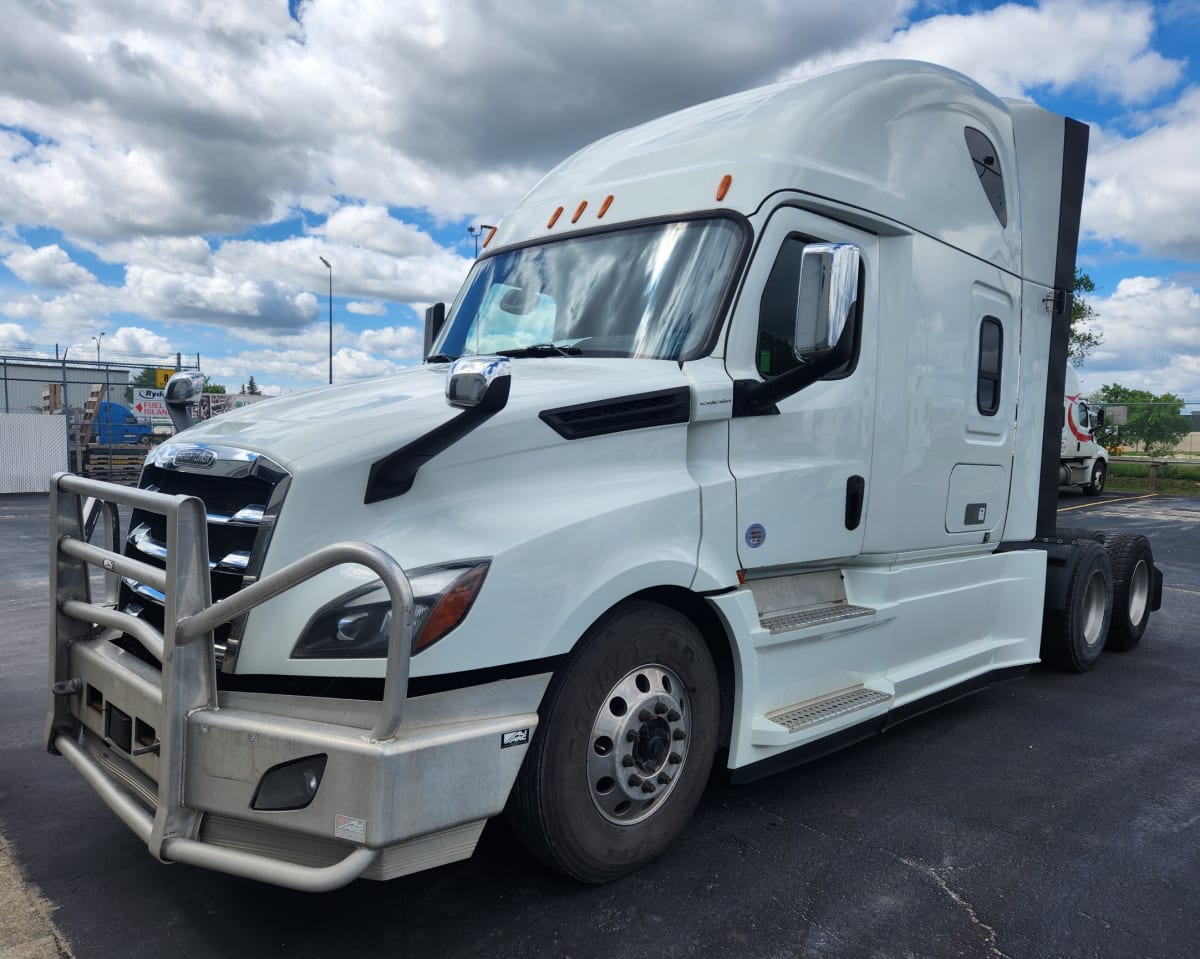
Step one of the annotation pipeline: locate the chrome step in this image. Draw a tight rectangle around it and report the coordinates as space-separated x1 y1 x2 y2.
766 687 892 733
760 603 875 634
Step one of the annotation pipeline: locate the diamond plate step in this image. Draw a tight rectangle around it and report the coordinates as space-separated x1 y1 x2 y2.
766 687 892 734
759 603 875 634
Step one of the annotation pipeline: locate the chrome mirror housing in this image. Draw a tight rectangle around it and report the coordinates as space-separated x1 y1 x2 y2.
446 356 511 409
795 242 860 357
164 371 207 433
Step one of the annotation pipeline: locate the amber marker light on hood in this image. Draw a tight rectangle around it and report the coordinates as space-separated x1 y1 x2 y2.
571 200 588 223
597 195 614 218
547 206 564 228
716 174 733 201
484 226 498 247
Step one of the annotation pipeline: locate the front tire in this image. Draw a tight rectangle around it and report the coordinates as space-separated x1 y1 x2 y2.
508 600 719 883
1084 460 1107 496
1104 532 1154 651
1041 540 1113 672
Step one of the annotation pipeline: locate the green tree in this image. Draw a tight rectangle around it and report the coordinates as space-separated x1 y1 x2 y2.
1069 270 1102 367
124 367 162 404
1095 383 1190 456
203 379 226 394
246 375 261 395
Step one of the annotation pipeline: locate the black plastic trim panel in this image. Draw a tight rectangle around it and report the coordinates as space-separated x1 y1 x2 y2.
540 387 691 440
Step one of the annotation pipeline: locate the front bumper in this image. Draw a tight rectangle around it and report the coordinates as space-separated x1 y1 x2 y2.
46 472 543 891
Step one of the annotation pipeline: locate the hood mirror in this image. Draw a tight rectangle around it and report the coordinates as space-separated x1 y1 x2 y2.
446 356 511 409
164 371 207 433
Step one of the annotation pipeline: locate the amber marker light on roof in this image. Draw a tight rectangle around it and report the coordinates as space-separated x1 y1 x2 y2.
571 200 588 223
716 174 733 201
547 206 564 228
484 226 497 248
597 195 614 218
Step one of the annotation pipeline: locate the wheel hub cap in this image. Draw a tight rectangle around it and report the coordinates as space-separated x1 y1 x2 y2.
586 664 689 825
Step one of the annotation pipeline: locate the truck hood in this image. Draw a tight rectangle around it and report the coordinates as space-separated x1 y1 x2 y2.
172 359 693 470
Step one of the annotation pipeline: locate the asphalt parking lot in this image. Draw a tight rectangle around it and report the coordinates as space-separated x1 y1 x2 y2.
1 490 1197 959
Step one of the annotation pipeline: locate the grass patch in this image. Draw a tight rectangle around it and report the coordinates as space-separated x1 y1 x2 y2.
1106 459 1200 495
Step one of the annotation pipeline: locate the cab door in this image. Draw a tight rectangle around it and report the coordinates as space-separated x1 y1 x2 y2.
726 207 878 570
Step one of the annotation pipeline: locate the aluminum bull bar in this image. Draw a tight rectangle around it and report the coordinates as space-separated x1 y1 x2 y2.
46 472 415 892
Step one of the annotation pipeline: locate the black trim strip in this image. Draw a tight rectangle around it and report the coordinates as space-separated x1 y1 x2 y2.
1036 117 1090 539
539 387 690 439
364 372 511 504
216 654 564 701
729 664 1031 784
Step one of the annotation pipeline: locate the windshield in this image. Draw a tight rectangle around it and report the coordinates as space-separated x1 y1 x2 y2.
433 217 745 362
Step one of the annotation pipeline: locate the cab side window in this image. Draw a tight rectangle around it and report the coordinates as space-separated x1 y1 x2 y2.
757 235 862 379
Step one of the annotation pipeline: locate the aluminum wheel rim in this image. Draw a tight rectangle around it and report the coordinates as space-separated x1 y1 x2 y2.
586 664 689 825
1082 569 1108 647
1128 558 1150 627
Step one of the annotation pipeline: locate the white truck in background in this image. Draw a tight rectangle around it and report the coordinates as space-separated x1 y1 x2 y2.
1060 364 1108 495
46 60 1162 891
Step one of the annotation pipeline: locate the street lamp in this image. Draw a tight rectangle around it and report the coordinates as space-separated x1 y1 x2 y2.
91 331 106 363
318 256 332 385
467 224 496 258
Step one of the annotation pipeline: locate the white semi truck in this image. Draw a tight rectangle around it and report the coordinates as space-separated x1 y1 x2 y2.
47 60 1162 890
1060 364 1108 494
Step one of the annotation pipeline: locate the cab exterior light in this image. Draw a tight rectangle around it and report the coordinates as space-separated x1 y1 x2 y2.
547 206 563 228
716 174 733 201
597 195 614 218
571 200 588 223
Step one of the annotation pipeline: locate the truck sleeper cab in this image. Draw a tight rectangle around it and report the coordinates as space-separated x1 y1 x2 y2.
46 60 1161 890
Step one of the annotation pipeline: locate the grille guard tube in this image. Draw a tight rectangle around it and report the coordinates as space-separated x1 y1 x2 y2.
47 472 416 889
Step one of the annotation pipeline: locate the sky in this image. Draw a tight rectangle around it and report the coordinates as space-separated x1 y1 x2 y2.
0 0 1198 405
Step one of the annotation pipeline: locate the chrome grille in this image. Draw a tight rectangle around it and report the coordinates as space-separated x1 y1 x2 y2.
118 443 290 671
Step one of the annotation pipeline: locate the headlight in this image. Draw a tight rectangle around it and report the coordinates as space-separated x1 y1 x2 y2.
291 561 489 659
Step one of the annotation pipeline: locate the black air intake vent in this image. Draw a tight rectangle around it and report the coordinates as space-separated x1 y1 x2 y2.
539 387 691 440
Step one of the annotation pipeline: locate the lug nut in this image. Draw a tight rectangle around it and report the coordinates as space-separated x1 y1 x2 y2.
641 782 657 794
622 755 635 767
657 772 672 784
654 702 668 715
667 709 681 722
626 730 638 742
628 774 642 787
672 729 687 741
639 709 653 722
669 752 683 765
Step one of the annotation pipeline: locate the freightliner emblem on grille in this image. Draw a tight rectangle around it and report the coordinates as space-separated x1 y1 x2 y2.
173 447 217 468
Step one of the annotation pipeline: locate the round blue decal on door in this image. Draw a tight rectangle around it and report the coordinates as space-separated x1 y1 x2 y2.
745 523 766 548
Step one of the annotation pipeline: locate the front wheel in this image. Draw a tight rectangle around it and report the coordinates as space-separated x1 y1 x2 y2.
1084 460 1106 496
507 600 720 883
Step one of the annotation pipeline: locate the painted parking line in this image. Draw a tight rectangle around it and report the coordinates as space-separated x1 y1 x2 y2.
1057 492 1160 513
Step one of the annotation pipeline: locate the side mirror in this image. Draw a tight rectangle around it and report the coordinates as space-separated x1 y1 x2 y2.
446 355 511 409
424 302 446 361
164 371 206 434
795 243 860 357
1093 407 1105 430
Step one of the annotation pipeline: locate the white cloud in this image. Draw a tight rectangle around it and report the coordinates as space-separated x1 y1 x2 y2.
3 244 96 288
1083 86 1200 260
0 321 33 343
784 0 1184 105
321 205 440 257
345 300 388 316
1079 276 1200 398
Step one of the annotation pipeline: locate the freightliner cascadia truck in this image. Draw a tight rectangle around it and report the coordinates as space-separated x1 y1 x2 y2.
1060 364 1109 495
46 60 1162 890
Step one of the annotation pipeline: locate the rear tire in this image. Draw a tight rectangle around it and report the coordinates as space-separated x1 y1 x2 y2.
1084 460 1106 496
1103 532 1154 651
507 600 719 883
1041 540 1113 673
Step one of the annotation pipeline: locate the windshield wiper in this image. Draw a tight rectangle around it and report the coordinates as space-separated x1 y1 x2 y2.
425 353 458 363
496 343 583 358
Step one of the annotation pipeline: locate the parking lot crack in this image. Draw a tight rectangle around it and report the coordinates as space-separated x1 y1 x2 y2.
898 856 1011 959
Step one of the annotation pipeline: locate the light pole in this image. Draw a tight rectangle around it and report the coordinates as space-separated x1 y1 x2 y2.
467 224 496 258
318 256 332 384
91 331 106 363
